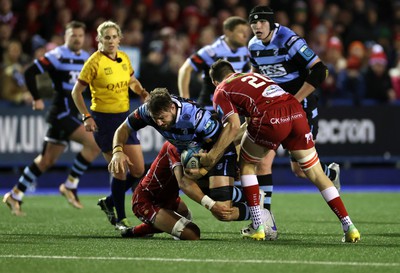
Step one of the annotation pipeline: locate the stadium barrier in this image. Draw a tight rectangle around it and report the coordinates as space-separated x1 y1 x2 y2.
0 100 399 168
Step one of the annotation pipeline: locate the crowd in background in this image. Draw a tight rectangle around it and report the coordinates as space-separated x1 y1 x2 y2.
1 0 400 107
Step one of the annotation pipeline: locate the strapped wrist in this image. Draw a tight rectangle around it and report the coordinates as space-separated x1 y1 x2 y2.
82 113 92 122
112 145 123 155
200 195 216 210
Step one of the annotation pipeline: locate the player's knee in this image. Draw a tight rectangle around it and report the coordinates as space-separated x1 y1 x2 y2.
129 165 145 178
180 222 200 240
171 217 200 240
112 172 126 180
291 167 307 178
37 156 57 169
81 147 100 162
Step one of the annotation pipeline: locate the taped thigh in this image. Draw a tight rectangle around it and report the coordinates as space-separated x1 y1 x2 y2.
297 150 320 172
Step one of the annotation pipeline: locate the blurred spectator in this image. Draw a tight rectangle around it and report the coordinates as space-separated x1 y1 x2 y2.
122 18 144 48
232 5 247 19
0 40 32 105
139 39 186 95
347 40 368 69
0 0 17 30
194 0 214 28
308 0 325 30
213 9 232 35
112 5 129 29
275 10 290 26
389 59 400 100
290 23 305 37
75 0 99 31
309 24 329 58
342 1 386 50
197 25 217 48
364 44 396 103
52 7 73 37
320 36 346 104
0 21 11 62
291 0 308 30
336 40 367 105
162 1 181 30
1 0 400 106
14 1 43 55
139 40 172 91
180 6 202 51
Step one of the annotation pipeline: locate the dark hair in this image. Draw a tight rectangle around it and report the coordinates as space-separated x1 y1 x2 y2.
248 6 275 30
65 21 86 31
147 88 173 116
223 16 248 32
209 59 235 83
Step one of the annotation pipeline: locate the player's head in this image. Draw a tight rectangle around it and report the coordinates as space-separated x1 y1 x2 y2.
148 88 176 130
248 6 275 30
64 21 86 52
96 21 123 51
223 16 250 48
209 59 235 85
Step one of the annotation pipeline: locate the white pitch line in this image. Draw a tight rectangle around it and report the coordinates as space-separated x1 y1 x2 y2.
0 255 399 267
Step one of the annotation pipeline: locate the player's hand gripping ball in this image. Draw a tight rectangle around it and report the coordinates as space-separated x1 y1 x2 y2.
181 146 203 170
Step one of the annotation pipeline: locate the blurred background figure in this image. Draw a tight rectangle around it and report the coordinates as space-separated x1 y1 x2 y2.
320 36 346 105
337 40 367 105
364 44 396 103
0 39 32 105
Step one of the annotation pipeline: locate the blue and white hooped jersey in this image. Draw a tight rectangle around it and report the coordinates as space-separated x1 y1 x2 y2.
191 35 250 76
36 45 90 96
35 45 90 114
126 96 223 152
190 35 250 107
248 24 318 94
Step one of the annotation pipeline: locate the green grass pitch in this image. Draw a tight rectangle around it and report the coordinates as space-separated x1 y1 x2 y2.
1 192 399 273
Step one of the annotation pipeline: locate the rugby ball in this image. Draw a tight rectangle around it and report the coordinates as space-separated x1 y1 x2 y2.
181 146 203 170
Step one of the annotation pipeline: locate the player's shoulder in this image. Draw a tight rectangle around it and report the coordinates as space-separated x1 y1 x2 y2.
248 36 264 50
44 45 65 59
274 25 302 48
80 49 91 59
276 25 297 37
165 141 178 154
199 35 225 56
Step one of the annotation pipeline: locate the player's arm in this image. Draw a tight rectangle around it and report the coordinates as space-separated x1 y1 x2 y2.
108 122 133 174
71 80 90 116
71 80 97 131
109 108 147 173
173 164 184 183
178 58 194 98
129 73 148 101
233 120 247 146
251 66 259 73
294 58 328 102
179 173 233 218
200 113 241 169
24 61 45 110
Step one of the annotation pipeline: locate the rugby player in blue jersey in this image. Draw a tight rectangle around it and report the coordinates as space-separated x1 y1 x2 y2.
178 16 251 110
109 88 237 221
3 21 101 215
178 15 278 237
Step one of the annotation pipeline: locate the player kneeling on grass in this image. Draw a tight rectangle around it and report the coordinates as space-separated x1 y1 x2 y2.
112 141 200 240
189 59 361 243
